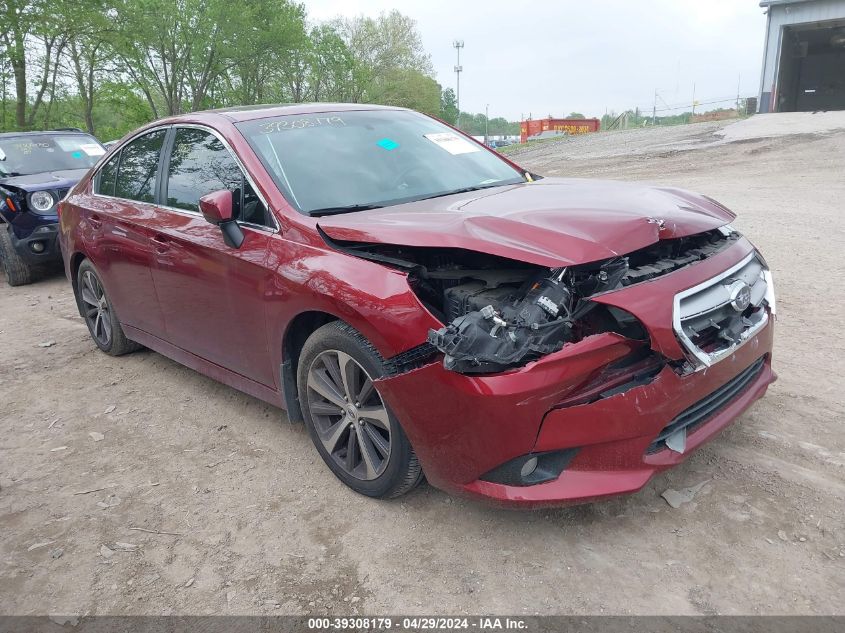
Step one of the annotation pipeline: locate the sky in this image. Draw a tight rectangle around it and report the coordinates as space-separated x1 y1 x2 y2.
304 0 769 121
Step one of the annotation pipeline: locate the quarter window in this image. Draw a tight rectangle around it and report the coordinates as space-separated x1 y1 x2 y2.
114 129 167 203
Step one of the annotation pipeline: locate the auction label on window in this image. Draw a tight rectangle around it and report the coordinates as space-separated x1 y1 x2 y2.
80 143 106 156
424 132 480 155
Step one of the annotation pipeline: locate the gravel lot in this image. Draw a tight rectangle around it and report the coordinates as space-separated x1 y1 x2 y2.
1 116 844 616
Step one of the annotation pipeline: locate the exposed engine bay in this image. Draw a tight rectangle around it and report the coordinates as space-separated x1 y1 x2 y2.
319 226 737 374
426 259 640 373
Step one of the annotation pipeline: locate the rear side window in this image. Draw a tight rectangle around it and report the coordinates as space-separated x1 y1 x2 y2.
165 128 242 213
95 153 119 196
114 129 166 203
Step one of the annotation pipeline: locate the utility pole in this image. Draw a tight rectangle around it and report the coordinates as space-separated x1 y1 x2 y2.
485 103 489 145
736 74 742 113
691 83 697 116
652 89 657 126
453 40 464 130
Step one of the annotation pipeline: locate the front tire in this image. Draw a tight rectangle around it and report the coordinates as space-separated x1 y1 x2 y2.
76 259 141 356
297 321 423 499
0 226 33 286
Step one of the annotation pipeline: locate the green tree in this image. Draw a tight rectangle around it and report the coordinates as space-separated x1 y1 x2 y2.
0 3 450 138
336 10 432 104
439 87 457 125
111 0 249 116
307 24 354 102
94 80 155 140
225 0 309 106
60 0 112 134
370 69 440 115
0 0 70 129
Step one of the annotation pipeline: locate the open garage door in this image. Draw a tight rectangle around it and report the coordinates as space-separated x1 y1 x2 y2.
776 21 845 112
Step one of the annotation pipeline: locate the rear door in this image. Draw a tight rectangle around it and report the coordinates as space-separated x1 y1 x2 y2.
150 125 277 386
85 129 168 336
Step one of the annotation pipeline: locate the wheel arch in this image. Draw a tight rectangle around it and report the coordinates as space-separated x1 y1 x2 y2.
68 251 88 317
280 310 340 423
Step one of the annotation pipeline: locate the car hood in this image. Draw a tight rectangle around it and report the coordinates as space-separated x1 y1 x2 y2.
0 168 89 193
317 177 736 267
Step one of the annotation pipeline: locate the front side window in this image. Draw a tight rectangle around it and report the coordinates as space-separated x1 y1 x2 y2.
0 134 104 177
235 109 525 216
165 127 270 227
95 153 119 196
165 128 241 213
114 129 167 203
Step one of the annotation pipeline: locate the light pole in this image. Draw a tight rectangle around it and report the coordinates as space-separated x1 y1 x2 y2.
453 40 464 129
485 103 489 145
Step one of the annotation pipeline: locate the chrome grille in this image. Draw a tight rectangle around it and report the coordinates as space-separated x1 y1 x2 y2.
673 252 773 369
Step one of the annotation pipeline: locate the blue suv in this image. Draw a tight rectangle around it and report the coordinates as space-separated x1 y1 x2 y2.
0 129 105 285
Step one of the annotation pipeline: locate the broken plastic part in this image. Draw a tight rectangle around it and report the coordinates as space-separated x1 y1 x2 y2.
428 260 632 374
664 428 687 454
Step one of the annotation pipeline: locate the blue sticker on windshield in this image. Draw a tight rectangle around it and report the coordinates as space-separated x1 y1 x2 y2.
71 151 83 159
376 138 399 151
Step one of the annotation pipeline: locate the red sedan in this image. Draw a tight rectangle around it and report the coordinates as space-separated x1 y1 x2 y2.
58 104 776 507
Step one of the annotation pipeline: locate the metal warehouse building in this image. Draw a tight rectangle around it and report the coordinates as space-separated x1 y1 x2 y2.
759 0 845 112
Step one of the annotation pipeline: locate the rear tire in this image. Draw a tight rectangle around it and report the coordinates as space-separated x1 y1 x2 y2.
76 259 141 356
0 226 33 287
297 321 423 499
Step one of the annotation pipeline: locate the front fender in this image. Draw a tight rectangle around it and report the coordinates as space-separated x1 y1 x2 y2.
264 235 442 375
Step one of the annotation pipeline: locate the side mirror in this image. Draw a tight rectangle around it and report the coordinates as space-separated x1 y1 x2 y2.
199 189 234 224
199 189 243 249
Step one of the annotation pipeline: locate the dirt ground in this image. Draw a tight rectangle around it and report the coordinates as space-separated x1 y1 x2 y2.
1 118 844 617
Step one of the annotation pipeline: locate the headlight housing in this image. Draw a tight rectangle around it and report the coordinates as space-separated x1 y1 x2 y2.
28 190 56 214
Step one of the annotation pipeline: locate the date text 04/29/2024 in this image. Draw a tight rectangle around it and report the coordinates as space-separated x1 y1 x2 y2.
306 617 528 630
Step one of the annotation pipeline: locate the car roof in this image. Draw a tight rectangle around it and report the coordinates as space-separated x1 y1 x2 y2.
0 130 95 140
180 102 407 124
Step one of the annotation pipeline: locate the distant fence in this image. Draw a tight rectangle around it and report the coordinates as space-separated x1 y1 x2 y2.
690 110 740 123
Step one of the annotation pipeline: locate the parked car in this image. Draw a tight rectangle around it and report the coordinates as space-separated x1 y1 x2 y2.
59 104 776 507
486 139 510 149
0 130 105 285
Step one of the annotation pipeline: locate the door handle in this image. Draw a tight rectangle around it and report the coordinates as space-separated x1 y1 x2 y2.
89 213 102 229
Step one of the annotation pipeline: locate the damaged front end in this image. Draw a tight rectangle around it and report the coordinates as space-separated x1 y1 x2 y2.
320 225 739 376
422 228 738 374
426 258 638 373
316 223 775 502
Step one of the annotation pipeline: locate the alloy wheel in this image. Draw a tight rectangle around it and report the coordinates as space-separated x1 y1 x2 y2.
306 350 392 481
80 270 112 347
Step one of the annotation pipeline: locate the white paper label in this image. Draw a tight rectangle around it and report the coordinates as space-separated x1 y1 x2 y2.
80 143 106 156
424 132 480 155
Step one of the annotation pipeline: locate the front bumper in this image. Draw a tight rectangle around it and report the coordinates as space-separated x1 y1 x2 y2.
465 343 774 508
9 222 61 265
375 238 776 508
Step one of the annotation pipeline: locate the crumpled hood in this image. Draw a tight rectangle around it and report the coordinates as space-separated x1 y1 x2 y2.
318 177 736 267
0 168 89 193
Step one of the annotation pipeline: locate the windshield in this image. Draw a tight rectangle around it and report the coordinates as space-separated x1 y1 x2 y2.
0 134 105 177
236 110 525 215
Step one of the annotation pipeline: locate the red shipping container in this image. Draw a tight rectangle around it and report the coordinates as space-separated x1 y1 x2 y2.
520 118 600 143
